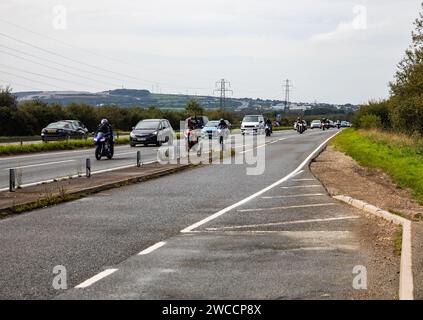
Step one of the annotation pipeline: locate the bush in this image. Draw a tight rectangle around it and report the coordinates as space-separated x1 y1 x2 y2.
359 114 382 129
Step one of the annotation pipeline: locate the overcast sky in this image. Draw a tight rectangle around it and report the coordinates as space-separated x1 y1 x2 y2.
0 0 420 104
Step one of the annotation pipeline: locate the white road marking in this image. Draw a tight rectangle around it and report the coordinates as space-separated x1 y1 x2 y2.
262 193 325 199
237 203 337 212
75 269 118 289
239 138 287 154
5 159 75 170
281 185 322 189
181 131 340 233
0 160 158 192
205 216 359 231
0 145 129 161
138 241 166 255
291 178 316 182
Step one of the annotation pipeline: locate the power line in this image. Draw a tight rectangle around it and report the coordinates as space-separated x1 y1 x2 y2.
0 32 158 86
214 79 233 110
0 27 211 92
0 69 64 90
0 63 102 89
0 49 120 88
0 79 44 91
0 18 215 88
0 44 127 86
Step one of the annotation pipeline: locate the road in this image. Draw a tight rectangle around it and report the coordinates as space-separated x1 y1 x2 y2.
0 129 398 299
0 144 160 191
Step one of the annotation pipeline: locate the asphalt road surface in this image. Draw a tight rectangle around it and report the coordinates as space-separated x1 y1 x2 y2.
0 144 161 191
0 129 397 299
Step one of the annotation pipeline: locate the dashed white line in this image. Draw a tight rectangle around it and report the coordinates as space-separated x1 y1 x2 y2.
138 241 166 255
281 185 322 189
181 131 340 233
237 203 337 212
262 193 325 199
205 216 359 231
75 269 118 289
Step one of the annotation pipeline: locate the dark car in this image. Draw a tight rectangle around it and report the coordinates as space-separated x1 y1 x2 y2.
41 121 88 142
130 119 175 147
63 120 88 134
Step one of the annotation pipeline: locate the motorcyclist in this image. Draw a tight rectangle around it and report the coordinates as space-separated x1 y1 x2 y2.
96 118 114 151
217 119 228 130
265 119 273 134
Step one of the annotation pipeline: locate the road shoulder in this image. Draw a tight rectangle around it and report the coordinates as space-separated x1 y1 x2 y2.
311 145 421 299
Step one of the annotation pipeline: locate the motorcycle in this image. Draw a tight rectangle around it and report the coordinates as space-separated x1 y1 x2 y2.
296 121 305 134
94 132 114 160
336 122 341 129
265 124 272 137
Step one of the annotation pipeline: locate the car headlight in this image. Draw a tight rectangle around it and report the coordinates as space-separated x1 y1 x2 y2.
153 131 158 135
130 132 136 138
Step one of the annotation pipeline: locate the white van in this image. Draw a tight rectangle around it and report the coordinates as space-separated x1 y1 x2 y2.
241 115 265 135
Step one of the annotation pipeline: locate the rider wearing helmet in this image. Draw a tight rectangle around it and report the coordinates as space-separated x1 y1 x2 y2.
217 118 228 130
265 119 273 134
96 118 114 150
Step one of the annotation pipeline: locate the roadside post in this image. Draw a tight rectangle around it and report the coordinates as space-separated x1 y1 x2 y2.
9 169 16 192
137 151 141 167
86 158 91 178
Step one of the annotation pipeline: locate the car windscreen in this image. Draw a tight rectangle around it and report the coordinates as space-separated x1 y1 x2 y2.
205 121 219 127
135 121 159 130
243 116 259 122
47 122 71 129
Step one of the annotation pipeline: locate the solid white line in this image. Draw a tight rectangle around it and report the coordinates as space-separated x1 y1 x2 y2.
237 203 336 212
180 131 340 233
205 216 359 231
75 269 118 289
262 193 325 199
5 159 75 170
0 160 158 192
0 145 129 161
281 185 322 189
291 178 316 182
138 241 166 255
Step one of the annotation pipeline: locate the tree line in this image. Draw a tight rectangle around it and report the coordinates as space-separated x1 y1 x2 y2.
0 91 241 136
354 3 423 135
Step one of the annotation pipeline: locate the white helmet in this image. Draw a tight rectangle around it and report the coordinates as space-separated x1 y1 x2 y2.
101 119 108 125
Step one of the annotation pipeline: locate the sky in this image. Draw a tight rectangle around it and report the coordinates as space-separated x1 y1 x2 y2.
0 0 421 104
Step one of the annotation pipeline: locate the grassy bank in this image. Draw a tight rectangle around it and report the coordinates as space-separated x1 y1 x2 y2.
0 137 130 156
332 128 423 204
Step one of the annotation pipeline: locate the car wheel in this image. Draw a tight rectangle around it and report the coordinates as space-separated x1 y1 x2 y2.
130 143 136 147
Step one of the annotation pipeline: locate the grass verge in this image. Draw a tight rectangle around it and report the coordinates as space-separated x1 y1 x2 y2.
332 128 423 204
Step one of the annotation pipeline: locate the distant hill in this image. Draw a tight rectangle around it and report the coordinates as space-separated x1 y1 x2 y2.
14 88 359 113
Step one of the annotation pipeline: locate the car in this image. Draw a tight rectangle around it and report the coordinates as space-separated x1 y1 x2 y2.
63 120 88 135
41 120 88 142
241 115 265 135
130 119 174 147
340 121 349 128
201 120 231 140
310 120 322 129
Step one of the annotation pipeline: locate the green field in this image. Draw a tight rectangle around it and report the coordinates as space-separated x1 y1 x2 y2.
332 128 423 204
